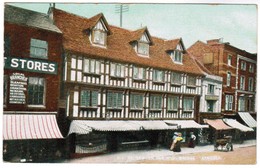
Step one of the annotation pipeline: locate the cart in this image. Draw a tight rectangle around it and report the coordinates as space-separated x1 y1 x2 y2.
214 136 233 152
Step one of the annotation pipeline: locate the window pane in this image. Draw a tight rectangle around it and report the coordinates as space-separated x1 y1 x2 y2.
28 77 45 105
71 57 77 69
92 91 98 107
84 59 90 72
30 39 48 58
80 90 90 107
138 42 149 55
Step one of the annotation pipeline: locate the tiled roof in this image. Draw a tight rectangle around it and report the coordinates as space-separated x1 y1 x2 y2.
52 8 204 75
4 5 62 33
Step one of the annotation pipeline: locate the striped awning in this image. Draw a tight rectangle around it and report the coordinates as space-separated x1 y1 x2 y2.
164 120 209 129
3 114 63 140
68 120 175 135
238 112 257 128
223 119 254 132
204 119 233 130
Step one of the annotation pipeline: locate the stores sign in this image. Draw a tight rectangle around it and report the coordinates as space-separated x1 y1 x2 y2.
4 57 58 75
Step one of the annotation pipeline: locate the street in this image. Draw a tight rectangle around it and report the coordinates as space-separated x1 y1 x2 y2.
65 140 256 164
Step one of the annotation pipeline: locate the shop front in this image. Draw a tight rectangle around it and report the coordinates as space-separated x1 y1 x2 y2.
3 113 64 162
67 120 176 157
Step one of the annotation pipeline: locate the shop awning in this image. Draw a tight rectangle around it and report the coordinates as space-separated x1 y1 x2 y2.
133 120 174 130
238 112 257 128
164 120 209 129
68 120 176 135
223 119 254 132
3 114 63 140
204 119 233 130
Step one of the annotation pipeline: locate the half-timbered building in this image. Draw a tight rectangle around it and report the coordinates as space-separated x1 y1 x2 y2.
49 7 205 155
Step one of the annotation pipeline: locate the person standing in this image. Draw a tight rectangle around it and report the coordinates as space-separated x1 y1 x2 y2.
188 132 196 148
170 132 178 150
173 133 183 152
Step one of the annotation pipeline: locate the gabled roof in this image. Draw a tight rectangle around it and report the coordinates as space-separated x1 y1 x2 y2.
164 38 186 53
84 13 111 35
4 5 61 33
130 26 153 45
52 8 204 75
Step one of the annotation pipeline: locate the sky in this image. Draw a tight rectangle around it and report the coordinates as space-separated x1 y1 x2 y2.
4 1 258 53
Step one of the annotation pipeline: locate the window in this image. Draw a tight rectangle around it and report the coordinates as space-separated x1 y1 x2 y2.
110 63 125 78
241 61 246 71
238 96 245 111
168 96 179 111
153 70 164 82
137 42 149 56
208 84 215 94
150 95 162 110
172 50 183 63
28 77 45 105
187 76 196 86
225 95 233 110
80 90 98 107
133 66 146 80
84 59 101 74
4 75 7 105
240 76 245 90
70 56 82 82
107 91 123 109
227 72 231 87
249 64 254 73
248 77 254 91
130 93 143 110
4 35 10 57
183 97 194 111
207 100 215 112
30 38 48 58
171 72 182 85
227 55 232 66
92 29 106 46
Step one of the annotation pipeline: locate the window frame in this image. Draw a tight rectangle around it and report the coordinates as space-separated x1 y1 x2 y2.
241 61 247 71
240 76 245 90
249 64 254 73
80 89 99 108
107 91 123 109
171 72 182 85
83 58 101 75
208 84 215 95
110 63 125 78
130 93 144 110
183 97 194 112
225 95 233 111
27 77 46 107
150 94 162 111
92 29 107 46
30 38 48 59
226 72 231 87
167 96 179 111
187 76 196 87
137 41 150 56
172 50 183 63
227 55 232 66
133 66 146 80
153 69 165 83
248 77 254 91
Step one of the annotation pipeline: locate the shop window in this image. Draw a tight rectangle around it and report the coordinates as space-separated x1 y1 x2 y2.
150 95 162 110
130 93 143 110
80 90 98 107
28 77 45 105
30 38 48 59
107 91 123 109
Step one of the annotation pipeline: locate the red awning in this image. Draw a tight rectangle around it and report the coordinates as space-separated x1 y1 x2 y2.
204 119 233 130
3 114 63 140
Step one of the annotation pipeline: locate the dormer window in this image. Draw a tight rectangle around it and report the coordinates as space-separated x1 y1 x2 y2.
137 41 149 56
92 29 106 45
170 50 183 63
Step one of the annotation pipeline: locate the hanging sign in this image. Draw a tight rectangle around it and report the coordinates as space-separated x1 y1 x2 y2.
4 57 58 75
9 73 28 104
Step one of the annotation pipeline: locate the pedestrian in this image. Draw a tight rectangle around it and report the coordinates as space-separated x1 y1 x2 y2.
170 132 178 151
173 133 183 152
188 132 196 148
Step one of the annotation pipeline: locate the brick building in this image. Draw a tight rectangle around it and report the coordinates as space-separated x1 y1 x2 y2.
3 5 64 162
48 7 207 156
188 39 257 121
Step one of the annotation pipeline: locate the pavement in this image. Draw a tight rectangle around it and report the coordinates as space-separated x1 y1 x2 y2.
65 139 256 163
